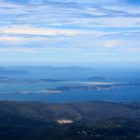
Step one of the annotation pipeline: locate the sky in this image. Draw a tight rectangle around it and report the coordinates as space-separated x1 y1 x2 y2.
0 0 140 66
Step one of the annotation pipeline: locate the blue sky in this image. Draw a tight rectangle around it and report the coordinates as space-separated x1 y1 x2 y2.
0 0 140 66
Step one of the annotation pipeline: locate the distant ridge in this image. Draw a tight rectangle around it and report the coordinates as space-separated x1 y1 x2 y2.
0 101 140 122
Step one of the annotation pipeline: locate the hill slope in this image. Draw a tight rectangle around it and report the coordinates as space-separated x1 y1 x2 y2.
0 101 140 140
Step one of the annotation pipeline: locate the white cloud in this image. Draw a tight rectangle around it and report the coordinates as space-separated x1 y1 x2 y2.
0 47 38 52
0 0 140 28
104 40 122 48
0 36 48 45
0 25 91 36
30 0 44 5
0 0 139 52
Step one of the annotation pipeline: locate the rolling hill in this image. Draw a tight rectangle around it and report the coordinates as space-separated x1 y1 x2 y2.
0 101 140 140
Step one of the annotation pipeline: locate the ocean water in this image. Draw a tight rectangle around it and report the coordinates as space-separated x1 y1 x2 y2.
0 66 140 103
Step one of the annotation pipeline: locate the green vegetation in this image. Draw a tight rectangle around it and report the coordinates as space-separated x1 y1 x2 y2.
0 101 140 140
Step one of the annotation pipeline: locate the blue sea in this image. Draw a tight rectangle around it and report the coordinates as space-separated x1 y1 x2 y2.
0 66 140 103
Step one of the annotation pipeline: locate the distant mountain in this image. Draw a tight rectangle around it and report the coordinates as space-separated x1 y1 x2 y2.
88 76 107 81
19 66 93 70
0 101 140 122
0 67 28 75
